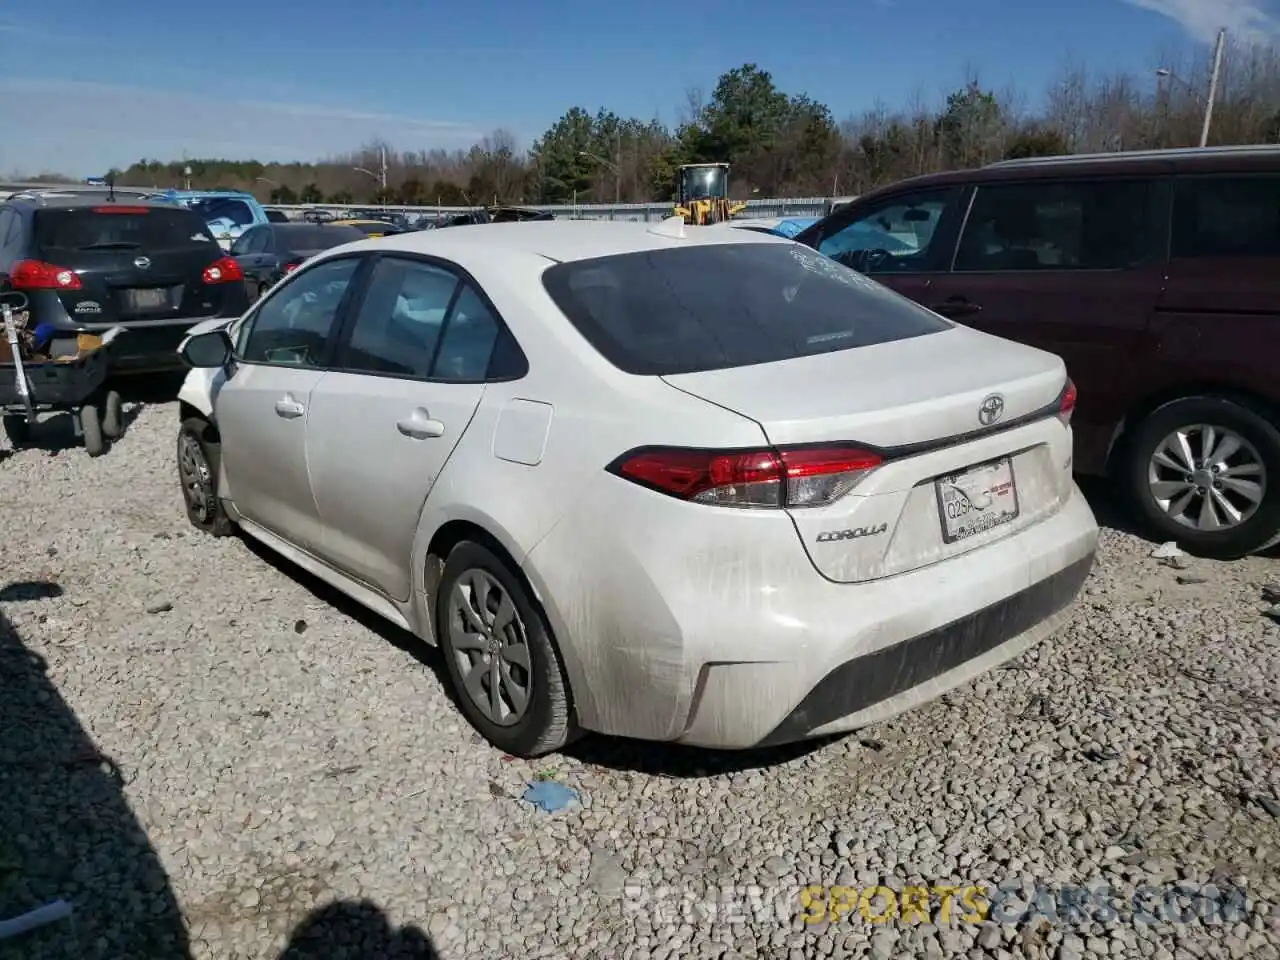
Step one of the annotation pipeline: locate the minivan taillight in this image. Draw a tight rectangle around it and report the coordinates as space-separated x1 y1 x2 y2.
608 445 883 508
10 259 82 290
202 256 243 284
1058 378 1077 426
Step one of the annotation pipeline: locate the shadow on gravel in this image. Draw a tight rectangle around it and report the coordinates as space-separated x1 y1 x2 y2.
1075 475 1148 541
0 587 191 959
276 900 439 959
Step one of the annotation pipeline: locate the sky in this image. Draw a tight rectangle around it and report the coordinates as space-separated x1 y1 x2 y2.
0 0 1274 177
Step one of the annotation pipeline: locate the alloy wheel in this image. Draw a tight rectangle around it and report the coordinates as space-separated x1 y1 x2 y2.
178 433 214 522
447 569 533 726
1146 423 1266 532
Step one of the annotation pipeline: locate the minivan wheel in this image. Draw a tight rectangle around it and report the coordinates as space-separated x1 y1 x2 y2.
435 542 576 757
1123 396 1280 559
177 417 234 537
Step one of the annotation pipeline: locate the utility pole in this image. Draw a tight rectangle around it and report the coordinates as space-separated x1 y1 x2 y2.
1201 27 1226 148
614 128 621 204
380 145 388 193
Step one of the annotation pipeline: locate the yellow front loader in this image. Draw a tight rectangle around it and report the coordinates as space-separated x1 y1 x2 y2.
674 163 748 225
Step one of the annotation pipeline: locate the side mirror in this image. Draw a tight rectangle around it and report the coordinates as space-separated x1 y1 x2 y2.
180 330 232 368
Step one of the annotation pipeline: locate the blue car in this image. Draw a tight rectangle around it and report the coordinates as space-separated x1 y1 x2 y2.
149 190 269 251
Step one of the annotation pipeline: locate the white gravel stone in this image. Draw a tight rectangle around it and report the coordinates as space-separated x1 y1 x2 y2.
1 404 1278 959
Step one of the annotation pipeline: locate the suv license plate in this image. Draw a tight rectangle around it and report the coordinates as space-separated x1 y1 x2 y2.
125 288 168 310
935 457 1019 544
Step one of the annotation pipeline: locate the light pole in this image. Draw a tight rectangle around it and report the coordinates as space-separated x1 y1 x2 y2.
255 176 278 188
1155 27 1226 148
353 146 388 198
183 164 193 190
578 148 621 203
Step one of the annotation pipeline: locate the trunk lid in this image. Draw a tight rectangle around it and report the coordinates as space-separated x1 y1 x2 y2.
34 206 234 327
663 325 1075 582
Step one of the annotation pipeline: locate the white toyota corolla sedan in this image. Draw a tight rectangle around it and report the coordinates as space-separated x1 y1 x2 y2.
175 219 1098 757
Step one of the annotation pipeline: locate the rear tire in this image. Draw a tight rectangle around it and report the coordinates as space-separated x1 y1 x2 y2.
2 415 31 447
102 390 124 439
1122 395 1280 559
177 416 234 536
80 405 105 457
435 541 577 757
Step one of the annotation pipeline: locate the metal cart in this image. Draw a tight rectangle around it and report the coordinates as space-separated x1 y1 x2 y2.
1 292 125 457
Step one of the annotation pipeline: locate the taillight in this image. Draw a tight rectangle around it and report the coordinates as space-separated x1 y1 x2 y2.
284 261 301 273
202 256 243 284
10 259 82 290
1058 378 1077 426
609 444 883 508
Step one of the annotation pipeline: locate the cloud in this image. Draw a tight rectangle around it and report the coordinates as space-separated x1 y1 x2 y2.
0 78 487 176
1121 0 1280 45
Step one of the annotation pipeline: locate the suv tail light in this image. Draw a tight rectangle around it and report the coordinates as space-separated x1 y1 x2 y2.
609 445 883 509
284 261 301 273
202 256 243 285
10 259 82 290
1058 378 1077 426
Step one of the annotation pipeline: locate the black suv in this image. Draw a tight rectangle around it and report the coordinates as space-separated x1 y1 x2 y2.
0 192 251 373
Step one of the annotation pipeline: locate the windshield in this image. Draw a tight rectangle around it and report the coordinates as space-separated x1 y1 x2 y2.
682 167 726 201
186 197 256 228
34 207 218 252
273 224 364 249
542 242 950 376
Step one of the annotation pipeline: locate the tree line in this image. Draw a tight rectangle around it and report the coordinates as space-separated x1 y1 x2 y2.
48 40 1280 208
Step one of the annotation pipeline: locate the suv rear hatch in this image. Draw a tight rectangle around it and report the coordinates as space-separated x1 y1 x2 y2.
28 205 239 327
544 240 1077 583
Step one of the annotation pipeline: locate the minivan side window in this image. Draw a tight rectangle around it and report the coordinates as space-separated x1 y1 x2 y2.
1172 175 1280 259
816 188 960 274
955 180 1154 272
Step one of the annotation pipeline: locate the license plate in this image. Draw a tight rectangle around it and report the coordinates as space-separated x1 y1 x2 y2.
935 457 1019 544
124 288 168 310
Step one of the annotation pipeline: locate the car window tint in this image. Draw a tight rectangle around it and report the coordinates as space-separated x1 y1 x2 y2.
249 229 272 254
955 180 1153 271
1172 175 1280 259
33 208 216 253
340 258 458 378
432 284 500 381
189 198 256 227
542 243 950 376
240 257 360 367
817 189 957 274
230 231 253 256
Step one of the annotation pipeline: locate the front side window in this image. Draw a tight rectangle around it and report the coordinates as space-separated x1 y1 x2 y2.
542 243 951 376
1172 174 1280 259
816 188 959 274
955 180 1154 271
340 258 459 378
239 256 361 366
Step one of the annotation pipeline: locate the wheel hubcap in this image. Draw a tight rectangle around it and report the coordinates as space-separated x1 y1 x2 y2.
1147 423 1266 532
178 435 212 520
448 569 532 726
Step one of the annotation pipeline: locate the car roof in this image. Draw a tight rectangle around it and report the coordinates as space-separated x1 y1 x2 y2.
5 194 191 211
362 218 786 264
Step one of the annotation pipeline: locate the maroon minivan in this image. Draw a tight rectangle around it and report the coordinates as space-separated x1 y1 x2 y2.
794 145 1280 559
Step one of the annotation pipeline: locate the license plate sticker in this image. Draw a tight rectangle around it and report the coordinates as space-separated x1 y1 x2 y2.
125 288 168 310
935 457 1020 544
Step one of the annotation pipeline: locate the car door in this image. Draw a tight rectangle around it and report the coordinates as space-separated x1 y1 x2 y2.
304 255 510 600
922 177 1167 474
215 254 366 552
796 185 967 304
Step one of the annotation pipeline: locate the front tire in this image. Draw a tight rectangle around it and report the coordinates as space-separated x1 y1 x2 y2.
177 416 233 537
435 542 576 757
81 405 105 457
101 390 124 439
1123 395 1280 559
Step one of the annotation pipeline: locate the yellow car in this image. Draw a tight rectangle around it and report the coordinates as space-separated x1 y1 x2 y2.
330 218 405 239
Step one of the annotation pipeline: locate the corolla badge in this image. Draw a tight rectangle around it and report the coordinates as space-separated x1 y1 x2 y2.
816 523 888 543
134 256 151 269
978 393 1005 426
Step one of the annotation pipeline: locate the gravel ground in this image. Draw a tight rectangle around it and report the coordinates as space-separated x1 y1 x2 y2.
2 399 1280 960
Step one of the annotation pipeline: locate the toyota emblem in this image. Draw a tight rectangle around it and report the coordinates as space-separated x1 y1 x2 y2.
978 394 1005 426
134 256 151 270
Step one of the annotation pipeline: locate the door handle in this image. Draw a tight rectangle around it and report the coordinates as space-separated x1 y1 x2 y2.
274 395 305 419
396 409 446 440
930 297 982 319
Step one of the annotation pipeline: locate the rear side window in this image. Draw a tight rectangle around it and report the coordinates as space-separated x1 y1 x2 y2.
955 180 1155 271
1172 175 1280 259
541 243 951 376
33 207 218 253
274 225 364 249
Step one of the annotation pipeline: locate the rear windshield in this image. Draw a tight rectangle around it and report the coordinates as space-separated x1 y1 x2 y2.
273 224 364 249
186 197 256 227
541 243 952 375
34 207 218 253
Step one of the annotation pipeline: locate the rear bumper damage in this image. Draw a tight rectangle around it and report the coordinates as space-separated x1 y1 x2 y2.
526 478 1098 750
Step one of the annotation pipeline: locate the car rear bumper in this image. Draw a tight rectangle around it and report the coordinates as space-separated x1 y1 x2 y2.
525 479 1098 749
